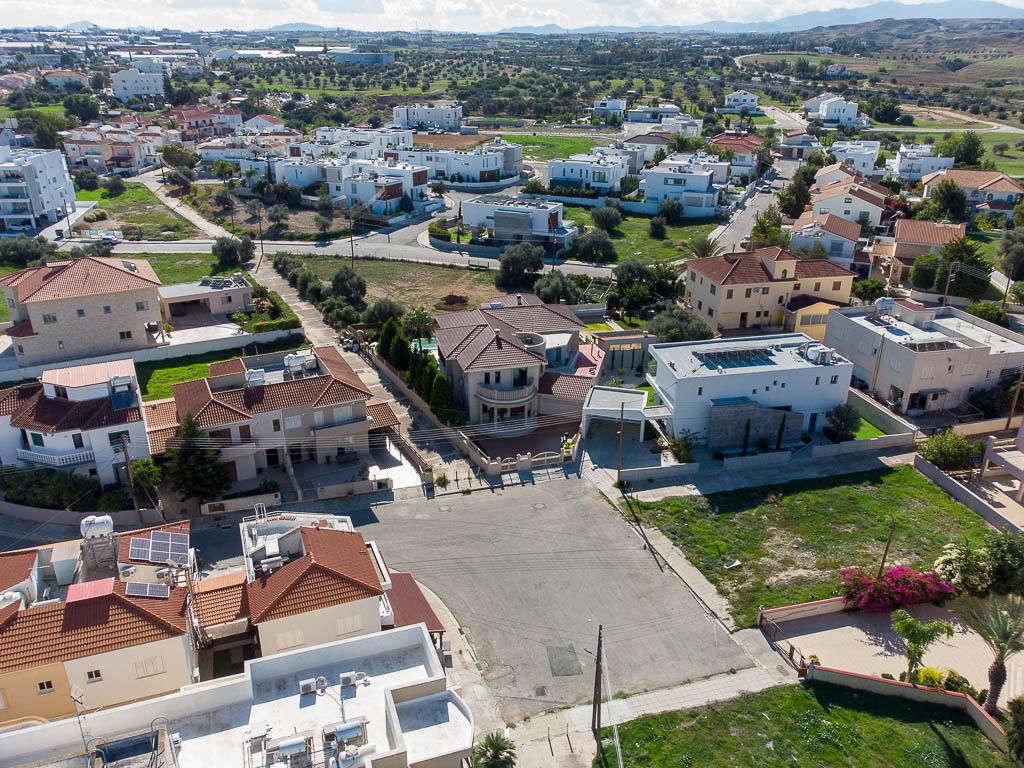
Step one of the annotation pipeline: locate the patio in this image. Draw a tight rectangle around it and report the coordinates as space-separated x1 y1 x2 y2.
474 420 579 459
291 438 422 494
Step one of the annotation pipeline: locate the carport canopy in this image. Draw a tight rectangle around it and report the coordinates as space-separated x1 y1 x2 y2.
582 386 670 441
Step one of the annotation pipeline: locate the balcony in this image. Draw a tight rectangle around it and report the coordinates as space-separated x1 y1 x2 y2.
18 447 95 467
475 380 537 404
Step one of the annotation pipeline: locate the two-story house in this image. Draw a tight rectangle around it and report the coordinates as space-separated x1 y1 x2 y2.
922 169 1024 225
708 132 763 180
0 358 151 486
1 257 164 366
790 212 865 274
685 246 855 332
461 196 579 252
888 219 967 283
724 90 760 111
640 161 719 216
810 178 887 228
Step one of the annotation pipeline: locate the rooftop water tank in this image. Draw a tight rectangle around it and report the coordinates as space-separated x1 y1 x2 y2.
80 514 114 539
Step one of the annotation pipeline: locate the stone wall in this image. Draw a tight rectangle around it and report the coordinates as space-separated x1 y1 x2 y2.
708 401 803 451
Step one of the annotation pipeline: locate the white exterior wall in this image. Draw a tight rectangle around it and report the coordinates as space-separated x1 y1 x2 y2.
0 414 19 467
789 227 857 266
384 147 502 182
63 634 193 710
660 116 701 138
640 165 718 216
813 193 883 227
548 156 627 192
891 149 954 183
271 159 322 188
392 104 462 131
255 596 382 655
829 142 880 176
725 91 759 109
818 98 860 126
112 69 165 102
0 147 75 228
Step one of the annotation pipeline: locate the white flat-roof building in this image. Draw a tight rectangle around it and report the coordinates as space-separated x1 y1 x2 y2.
627 103 681 123
828 140 881 176
886 143 955 183
0 624 474 768
660 114 702 138
382 139 522 184
112 68 165 102
548 152 629 192
658 150 731 185
0 145 75 232
312 125 414 152
640 161 719 216
592 97 627 121
642 333 853 446
392 103 463 131
816 96 865 127
462 195 578 251
825 300 1024 415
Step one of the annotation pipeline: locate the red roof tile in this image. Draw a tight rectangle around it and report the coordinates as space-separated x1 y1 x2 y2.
793 212 862 243
538 372 594 401
387 572 443 634
367 399 400 430
0 550 36 593
193 570 248 628
0 257 160 304
9 383 142 434
894 219 966 246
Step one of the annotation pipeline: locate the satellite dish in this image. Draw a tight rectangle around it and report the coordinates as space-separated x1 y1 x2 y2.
70 685 85 706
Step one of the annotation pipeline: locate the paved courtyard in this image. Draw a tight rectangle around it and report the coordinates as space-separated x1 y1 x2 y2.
277 479 754 721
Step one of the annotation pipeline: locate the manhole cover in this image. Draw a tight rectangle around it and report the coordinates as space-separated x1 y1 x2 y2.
439 505 452 513
546 644 583 677
535 686 547 697
532 502 546 510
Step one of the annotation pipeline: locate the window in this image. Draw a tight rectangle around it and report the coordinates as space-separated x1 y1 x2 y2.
336 614 364 637
239 424 251 440
815 376 821 385
135 301 149 312
484 372 490 385
276 629 305 650
707 307 713 317
30 433 44 447
37 680 53 694
495 372 501 383
778 296 785 305
76 308 85 317
726 289 733 299
42 313 57 325
781 269 788 279
830 375 839 384
5 298 12 308
334 405 353 423
813 282 821 292
709 284 716 295
272 419 281 432
103 306 111 314
793 283 801 291
108 431 130 447
54 385 68 399
697 300 702 310
284 415 302 429
57 341 64 350
222 295 233 304
745 288 752 298
72 433 83 449
16 345 22 354
119 330 133 340
697 387 702 396
0 688 6 711
133 656 166 679
832 281 841 291
86 669 101 682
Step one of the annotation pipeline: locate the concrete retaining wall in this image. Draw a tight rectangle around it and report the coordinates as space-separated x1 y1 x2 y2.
427 235 503 258
721 450 792 470
952 416 1023 437
447 175 521 193
760 597 846 624
0 329 302 384
810 432 916 459
806 666 1006 750
914 455 1022 532
0 499 163 527
846 389 916 435
619 461 700 483
565 303 605 320
521 192 667 217
312 477 392 501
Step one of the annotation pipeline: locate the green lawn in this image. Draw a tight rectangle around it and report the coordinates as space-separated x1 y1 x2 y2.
565 205 718 264
631 466 991 627
0 104 66 119
0 265 15 323
869 132 1024 177
596 682 1011 768
126 252 232 285
634 383 655 405
585 321 612 332
75 183 199 240
854 415 885 440
498 134 598 161
970 232 1004 267
135 335 307 400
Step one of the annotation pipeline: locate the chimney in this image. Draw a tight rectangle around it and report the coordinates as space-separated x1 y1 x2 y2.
493 327 501 346
516 293 523 306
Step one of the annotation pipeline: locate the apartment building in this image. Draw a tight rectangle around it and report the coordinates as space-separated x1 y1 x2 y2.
391 103 463 131
724 90 760 111
825 300 1024 415
922 169 1024 224
548 152 629 192
640 160 719 216
60 123 181 174
1 257 164 366
626 103 681 122
153 346 397 486
0 358 151 485
592 97 627 121
41 69 88 89
709 131 763 179
886 143 955 183
811 177 887 227
631 333 852 447
381 140 521 184
112 68 165 102
435 294 599 432
887 219 967 282
828 140 880 176
461 196 579 251
685 246 855 331
312 125 414 152
0 145 75 232
165 105 242 142
660 114 702 138
790 212 864 273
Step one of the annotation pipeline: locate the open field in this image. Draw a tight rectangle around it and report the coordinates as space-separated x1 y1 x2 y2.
184 186 350 241
127 252 232 285
75 184 199 240
413 133 487 150
865 132 1024 177
498 134 600 161
0 104 66 119
564 205 717 264
596 682 1011 768
632 466 991 627
294 256 498 311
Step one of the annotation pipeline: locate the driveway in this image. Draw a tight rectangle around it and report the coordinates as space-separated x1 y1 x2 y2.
259 479 753 721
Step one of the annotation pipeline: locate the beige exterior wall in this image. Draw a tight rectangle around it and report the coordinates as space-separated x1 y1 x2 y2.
892 241 939 263
784 302 838 342
686 268 854 331
0 662 73 726
255 596 381 656
10 286 164 366
63 634 194 711
454 363 545 424
812 194 883 227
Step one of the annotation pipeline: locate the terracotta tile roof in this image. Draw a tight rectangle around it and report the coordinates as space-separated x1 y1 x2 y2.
480 293 544 308
245 528 383 624
623 133 670 145
193 570 248 628
794 259 857 279
978 200 1015 211
812 180 886 208
449 326 547 373
0 550 37 593
313 346 372 395
41 359 135 389
922 169 1024 194
0 581 187 674
0 383 39 417
387 572 443 634
689 248 854 285
143 398 179 430
793 212 862 243
208 358 246 377
815 162 857 179
0 257 160 304
9 384 142 434
709 132 763 153
786 295 848 312
538 372 594 401
894 219 966 246
366 399 400 430
117 521 190 565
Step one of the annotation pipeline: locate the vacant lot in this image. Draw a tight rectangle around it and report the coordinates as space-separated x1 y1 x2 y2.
128 252 232 285
632 466 991 626
296 256 497 311
75 183 199 240
499 133 600 161
413 133 486 150
564 205 717 264
597 682 1011 768
185 186 350 241
874 132 1024 177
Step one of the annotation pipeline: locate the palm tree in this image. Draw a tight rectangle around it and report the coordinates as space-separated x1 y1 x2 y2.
686 234 725 260
957 593 1024 715
892 609 953 682
472 732 516 768
404 307 434 351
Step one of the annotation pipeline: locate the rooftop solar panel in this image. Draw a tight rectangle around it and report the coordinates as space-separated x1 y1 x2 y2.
125 582 170 599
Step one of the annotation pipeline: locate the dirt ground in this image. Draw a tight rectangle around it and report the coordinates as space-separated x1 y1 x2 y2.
413 133 488 150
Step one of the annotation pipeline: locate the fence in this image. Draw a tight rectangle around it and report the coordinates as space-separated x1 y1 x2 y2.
0 499 163 527
759 613 808 672
200 491 282 516
913 455 1022 533
845 389 916 436
618 461 700 483
952 415 1024 437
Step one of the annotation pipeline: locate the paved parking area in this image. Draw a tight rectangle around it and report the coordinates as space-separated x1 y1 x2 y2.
276 479 753 721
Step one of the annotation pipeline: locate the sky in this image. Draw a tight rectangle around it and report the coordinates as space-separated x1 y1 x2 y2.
6 0 1024 33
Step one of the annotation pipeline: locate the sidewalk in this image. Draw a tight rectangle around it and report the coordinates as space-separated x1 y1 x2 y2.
139 177 233 239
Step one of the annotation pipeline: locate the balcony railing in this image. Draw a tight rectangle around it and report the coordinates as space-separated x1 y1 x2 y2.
18 447 95 467
475 380 536 404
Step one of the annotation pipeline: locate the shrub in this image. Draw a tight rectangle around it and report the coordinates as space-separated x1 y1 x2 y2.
658 198 684 225
966 302 1010 328
823 404 860 443
840 566 955 612
943 669 979 699
918 429 977 470
648 216 667 239
575 229 617 262
933 540 994 596
591 205 622 233
428 221 451 241
909 253 940 291
915 666 945 688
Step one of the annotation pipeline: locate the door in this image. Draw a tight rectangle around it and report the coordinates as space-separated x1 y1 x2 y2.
739 312 748 329
808 412 818 432
266 448 280 466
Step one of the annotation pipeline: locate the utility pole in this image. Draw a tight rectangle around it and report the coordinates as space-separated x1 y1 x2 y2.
591 624 604 746
941 262 960 307
254 211 265 272
1005 364 1024 431
120 434 140 517
616 403 625 487
349 209 356 269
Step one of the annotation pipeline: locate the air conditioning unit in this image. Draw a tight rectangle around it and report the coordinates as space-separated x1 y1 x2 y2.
340 671 366 687
156 568 171 580
299 677 317 695
119 565 136 578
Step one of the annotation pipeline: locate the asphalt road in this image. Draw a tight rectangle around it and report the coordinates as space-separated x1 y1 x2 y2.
208 480 754 722
714 158 800 253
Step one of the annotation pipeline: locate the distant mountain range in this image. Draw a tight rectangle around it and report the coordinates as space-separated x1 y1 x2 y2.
501 0 1024 34
267 23 328 32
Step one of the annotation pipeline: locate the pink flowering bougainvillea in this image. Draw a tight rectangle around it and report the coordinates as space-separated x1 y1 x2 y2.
840 566 955 612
